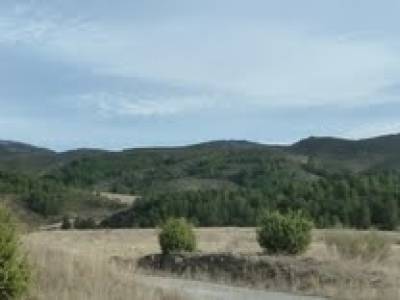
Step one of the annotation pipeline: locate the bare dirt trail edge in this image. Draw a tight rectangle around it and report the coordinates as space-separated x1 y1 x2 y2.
136 275 325 300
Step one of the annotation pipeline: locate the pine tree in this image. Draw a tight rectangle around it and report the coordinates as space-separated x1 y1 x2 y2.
0 207 30 299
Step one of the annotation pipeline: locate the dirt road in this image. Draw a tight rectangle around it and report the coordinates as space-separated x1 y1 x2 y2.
139 275 324 300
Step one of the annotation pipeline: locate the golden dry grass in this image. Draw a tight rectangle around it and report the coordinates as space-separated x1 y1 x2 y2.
22 228 400 300
308 230 400 300
25 245 185 300
23 229 184 300
22 228 259 300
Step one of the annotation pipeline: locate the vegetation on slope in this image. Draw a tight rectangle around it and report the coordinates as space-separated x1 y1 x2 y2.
0 206 30 299
1 136 400 229
0 171 123 221
102 170 400 230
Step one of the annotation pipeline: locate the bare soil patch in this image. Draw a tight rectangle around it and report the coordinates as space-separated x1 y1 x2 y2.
138 253 389 298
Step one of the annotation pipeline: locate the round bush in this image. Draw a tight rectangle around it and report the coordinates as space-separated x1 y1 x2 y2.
0 206 30 299
257 211 313 255
159 218 196 254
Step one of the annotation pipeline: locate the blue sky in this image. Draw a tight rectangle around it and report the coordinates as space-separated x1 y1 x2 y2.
1 0 400 150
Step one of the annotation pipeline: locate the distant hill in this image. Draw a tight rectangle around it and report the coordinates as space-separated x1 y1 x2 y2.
1 134 400 229
0 140 57 174
0 140 53 154
48 139 313 194
0 142 108 174
289 134 400 172
187 140 266 150
2 133 400 176
2 133 400 180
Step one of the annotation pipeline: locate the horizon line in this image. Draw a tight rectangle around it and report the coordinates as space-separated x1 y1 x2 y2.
1 131 399 153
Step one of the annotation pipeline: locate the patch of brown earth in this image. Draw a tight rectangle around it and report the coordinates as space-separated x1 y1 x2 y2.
137 253 391 298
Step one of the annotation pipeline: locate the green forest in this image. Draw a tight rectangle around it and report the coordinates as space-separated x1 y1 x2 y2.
1 137 400 230
0 171 121 217
101 170 399 230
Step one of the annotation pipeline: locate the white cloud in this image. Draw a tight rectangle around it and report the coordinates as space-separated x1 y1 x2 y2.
36 20 400 108
343 121 400 139
1 0 400 125
2 3 400 111
76 92 219 117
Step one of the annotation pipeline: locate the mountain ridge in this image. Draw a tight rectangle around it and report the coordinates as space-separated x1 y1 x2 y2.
1 132 400 175
2 132 400 153
1 133 400 229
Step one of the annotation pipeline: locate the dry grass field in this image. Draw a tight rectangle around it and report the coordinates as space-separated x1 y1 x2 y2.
22 228 400 300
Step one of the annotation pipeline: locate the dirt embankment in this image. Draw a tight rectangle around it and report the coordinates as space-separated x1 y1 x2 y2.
138 253 389 298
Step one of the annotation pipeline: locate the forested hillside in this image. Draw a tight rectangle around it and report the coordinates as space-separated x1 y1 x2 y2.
1 135 400 229
0 170 123 224
102 170 399 230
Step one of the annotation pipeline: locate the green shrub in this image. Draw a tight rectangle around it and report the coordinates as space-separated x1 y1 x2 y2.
257 211 313 255
0 206 30 299
159 218 196 254
324 231 391 262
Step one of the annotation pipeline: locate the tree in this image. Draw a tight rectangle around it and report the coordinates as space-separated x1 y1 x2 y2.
257 210 313 255
159 218 196 254
0 206 30 299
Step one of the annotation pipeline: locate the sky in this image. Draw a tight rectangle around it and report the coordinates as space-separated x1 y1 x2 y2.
1 0 400 150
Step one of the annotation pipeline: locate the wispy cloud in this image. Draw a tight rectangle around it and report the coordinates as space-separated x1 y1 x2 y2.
47 22 400 108
0 2 98 47
76 92 220 117
2 1 400 110
1 0 400 149
344 121 400 140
